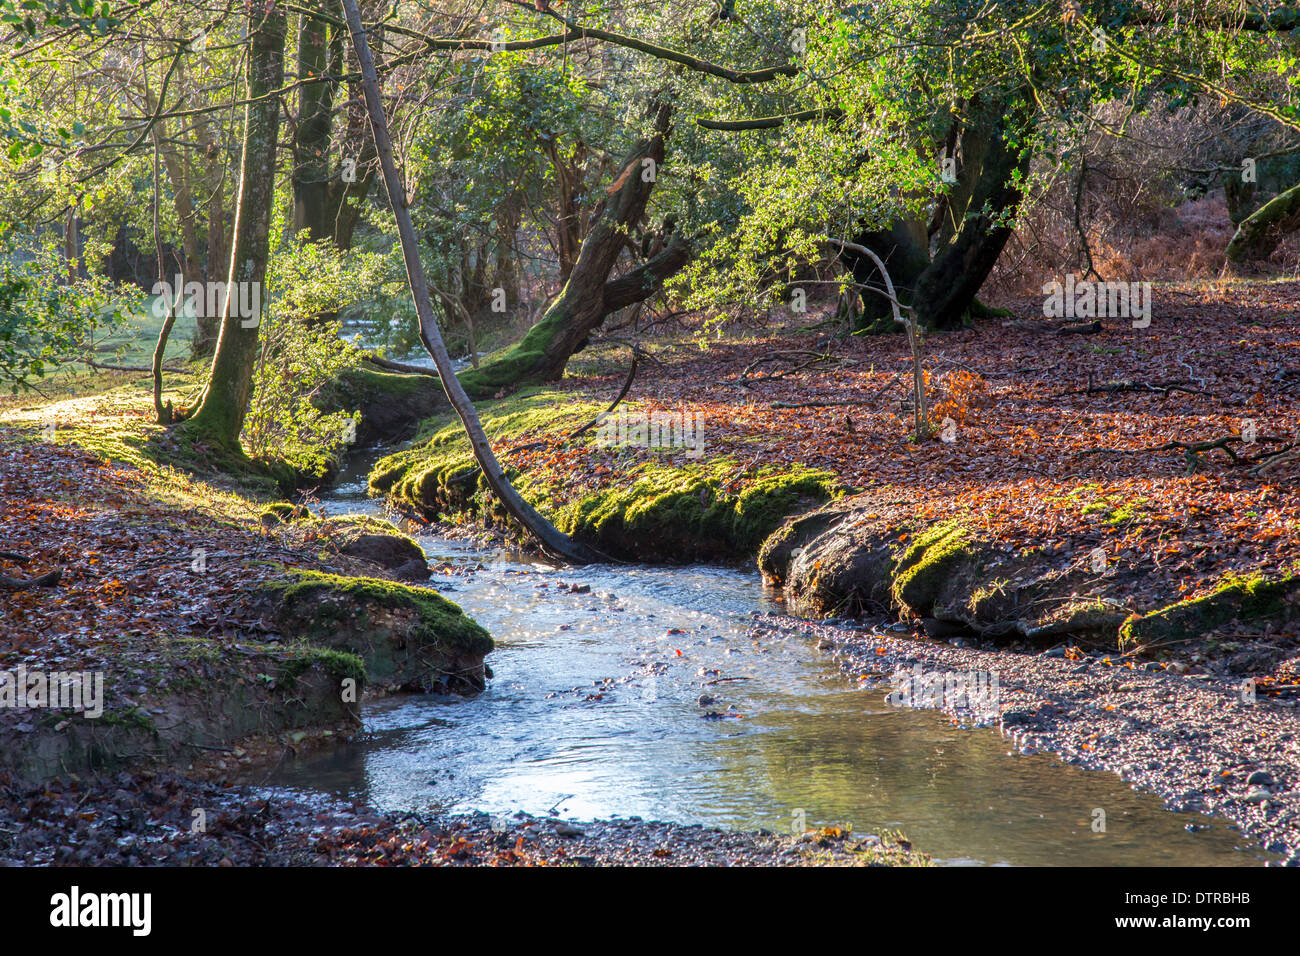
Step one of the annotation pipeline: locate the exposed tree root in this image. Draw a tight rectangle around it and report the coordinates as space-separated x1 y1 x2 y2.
1064 378 1212 398
1077 433 1294 474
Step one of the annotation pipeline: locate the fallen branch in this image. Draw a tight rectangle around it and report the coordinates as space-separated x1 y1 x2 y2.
1077 433 1289 473
363 355 440 377
1056 320 1103 335
1004 318 1101 334
769 399 877 409
84 358 184 373
0 567 63 589
1064 378 1212 398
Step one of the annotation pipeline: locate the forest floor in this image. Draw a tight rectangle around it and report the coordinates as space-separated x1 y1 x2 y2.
4 277 1300 865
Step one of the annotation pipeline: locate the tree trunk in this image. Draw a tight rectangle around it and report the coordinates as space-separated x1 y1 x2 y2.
292 2 337 242
341 0 601 564
144 65 205 297
459 109 689 397
178 2 286 448
1227 179 1300 263
841 108 1029 332
912 114 1029 330
291 1 376 251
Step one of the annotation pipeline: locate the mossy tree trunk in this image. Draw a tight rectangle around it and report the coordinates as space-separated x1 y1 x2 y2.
841 103 1030 332
178 1 286 449
1226 179 1300 263
457 105 691 398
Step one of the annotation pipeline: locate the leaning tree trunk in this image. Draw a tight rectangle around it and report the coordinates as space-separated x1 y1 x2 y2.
1226 180 1300 263
457 106 690 398
178 2 285 448
341 0 601 565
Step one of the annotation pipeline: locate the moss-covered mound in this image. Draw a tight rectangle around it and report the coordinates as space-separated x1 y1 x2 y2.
369 388 840 562
257 569 493 692
1119 573 1300 650
314 366 445 445
318 515 430 580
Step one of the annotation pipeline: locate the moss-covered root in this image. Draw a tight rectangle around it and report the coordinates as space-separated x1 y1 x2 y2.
1119 573 1300 650
257 569 493 693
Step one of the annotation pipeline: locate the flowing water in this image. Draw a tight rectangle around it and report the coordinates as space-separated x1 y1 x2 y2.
255 462 1272 866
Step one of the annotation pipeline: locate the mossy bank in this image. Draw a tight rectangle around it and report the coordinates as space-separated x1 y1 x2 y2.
369 387 841 562
758 495 1300 670
0 392 495 785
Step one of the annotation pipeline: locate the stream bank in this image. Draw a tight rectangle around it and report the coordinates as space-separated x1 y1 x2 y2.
0 389 923 866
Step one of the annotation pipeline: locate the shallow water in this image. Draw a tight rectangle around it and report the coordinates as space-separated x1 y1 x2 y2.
257 471 1271 866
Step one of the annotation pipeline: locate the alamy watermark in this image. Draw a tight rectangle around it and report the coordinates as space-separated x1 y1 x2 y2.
0 666 103 718
593 404 704 458
1042 273 1151 328
886 664 1000 717
149 274 262 328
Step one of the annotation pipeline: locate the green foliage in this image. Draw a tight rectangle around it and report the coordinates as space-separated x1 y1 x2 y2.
241 238 370 476
0 238 142 390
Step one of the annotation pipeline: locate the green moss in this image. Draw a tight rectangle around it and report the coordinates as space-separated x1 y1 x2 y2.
561 463 837 559
0 381 297 495
890 521 983 615
370 388 840 561
316 365 432 414
263 568 493 657
1119 571 1299 649
369 387 602 505
278 646 367 688
456 308 571 398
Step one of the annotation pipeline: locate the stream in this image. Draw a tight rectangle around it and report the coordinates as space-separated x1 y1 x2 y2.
251 459 1271 866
